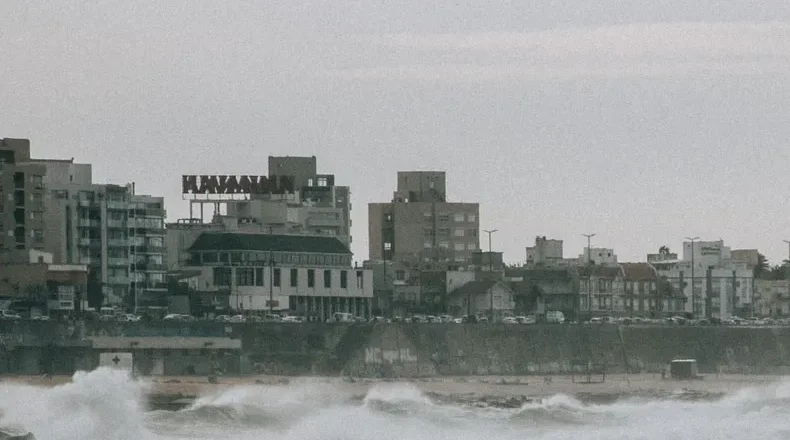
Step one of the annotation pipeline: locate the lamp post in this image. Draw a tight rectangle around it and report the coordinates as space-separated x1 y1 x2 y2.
582 233 596 320
783 240 790 315
484 229 497 321
686 237 700 318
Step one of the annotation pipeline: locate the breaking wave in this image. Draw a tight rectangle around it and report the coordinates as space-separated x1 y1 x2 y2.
2 368 790 439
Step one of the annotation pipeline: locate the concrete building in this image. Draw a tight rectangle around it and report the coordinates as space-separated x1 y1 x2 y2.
0 138 46 255
578 247 618 266
368 171 480 269
129 194 167 310
525 236 563 267
0 249 87 314
505 266 578 318
651 259 754 318
183 232 373 320
731 249 759 268
682 239 732 267
223 156 353 248
754 279 790 317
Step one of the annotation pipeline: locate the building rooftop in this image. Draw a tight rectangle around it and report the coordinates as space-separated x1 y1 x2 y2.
449 279 511 297
189 232 351 254
620 263 658 280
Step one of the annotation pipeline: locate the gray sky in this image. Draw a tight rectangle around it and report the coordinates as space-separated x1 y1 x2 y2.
2 1 790 265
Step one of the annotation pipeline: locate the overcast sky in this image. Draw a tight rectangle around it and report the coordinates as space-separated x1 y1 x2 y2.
2 1 790 265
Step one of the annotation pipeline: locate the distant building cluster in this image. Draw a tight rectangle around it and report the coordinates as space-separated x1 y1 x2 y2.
1 137 787 321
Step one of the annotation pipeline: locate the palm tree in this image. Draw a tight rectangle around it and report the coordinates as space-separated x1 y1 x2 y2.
658 245 670 255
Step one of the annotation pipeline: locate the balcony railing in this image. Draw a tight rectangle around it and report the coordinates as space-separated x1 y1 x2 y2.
77 219 99 228
106 201 127 210
107 220 126 229
107 276 130 285
108 258 129 267
107 239 127 247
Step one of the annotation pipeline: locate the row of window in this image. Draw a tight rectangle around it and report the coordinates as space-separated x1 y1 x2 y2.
197 251 351 267
214 267 364 289
423 228 478 238
580 296 686 311
423 241 478 251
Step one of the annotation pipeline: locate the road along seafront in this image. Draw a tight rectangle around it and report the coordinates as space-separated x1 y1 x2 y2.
2 373 785 410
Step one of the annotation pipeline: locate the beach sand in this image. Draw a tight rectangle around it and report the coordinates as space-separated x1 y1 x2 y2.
2 373 785 401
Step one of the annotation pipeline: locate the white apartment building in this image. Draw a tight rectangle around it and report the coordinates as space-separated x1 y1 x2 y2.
525 236 563 266
578 247 618 265
183 232 373 320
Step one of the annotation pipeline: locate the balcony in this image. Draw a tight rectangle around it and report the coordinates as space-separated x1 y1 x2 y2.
107 276 129 285
77 238 91 247
107 239 127 247
106 201 127 210
77 199 93 208
78 257 92 265
107 220 126 229
108 257 129 267
77 219 99 228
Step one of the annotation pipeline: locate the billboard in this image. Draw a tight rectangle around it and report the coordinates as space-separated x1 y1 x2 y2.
182 175 294 195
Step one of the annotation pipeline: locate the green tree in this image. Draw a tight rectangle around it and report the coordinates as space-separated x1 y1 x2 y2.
658 245 671 255
755 253 770 279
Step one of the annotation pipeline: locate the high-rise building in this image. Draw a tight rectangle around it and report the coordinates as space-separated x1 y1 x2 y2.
0 139 46 255
368 171 480 270
129 194 167 310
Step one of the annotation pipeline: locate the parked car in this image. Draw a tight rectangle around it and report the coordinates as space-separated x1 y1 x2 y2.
0 310 22 320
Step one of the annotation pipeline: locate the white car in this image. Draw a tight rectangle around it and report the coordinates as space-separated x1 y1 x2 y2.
0 310 22 320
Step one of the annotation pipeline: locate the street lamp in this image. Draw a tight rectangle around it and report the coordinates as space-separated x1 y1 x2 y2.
483 229 497 321
582 233 596 319
686 236 700 318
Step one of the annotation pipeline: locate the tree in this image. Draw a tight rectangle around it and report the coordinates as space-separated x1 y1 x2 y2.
755 253 770 279
658 245 671 255
86 276 104 311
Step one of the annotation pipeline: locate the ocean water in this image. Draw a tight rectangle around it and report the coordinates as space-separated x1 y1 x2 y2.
1 368 790 440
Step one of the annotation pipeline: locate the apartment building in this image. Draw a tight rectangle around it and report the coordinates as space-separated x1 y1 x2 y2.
368 171 480 269
0 138 46 255
525 236 564 267
182 232 373 320
129 194 167 310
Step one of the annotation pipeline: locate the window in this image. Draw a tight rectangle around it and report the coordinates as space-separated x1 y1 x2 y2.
308 269 315 287
341 270 348 288
213 267 232 287
324 270 332 288
467 214 476 222
254 268 264 286
385 213 392 222
438 214 449 222
235 268 254 286
33 229 43 242
290 268 298 287
424 241 432 249
356 271 364 288
467 242 478 250
422 212 433 220
423 228 435 236
454 243 465 251
383 242 392 251
396 270 406 281
273 268 281 287
439 241 449 249
453 228 464 237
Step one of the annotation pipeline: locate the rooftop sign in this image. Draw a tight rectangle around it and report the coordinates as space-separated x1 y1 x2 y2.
182 175 294 195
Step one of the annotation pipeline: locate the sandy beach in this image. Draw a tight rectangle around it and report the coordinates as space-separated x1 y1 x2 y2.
2 373 785 400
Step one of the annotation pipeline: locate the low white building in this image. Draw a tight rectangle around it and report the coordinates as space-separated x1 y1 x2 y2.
652 260 754 318
578 247 618 266
755 279 790 317
183 232 373 320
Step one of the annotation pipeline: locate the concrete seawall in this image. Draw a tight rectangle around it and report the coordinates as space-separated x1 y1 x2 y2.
2 321 790 377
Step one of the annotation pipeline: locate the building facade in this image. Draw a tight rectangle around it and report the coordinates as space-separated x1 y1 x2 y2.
447 279 515 320
754 279 790 317
183 232 373 320
525 236 564 267
129 194 167 310
368 171 480 269
578 247 618 266
0 138 46 255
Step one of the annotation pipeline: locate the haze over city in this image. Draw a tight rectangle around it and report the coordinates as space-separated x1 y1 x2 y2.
2 1 790 264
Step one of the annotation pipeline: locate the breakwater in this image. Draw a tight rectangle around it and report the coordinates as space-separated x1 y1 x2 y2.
2 321 789 377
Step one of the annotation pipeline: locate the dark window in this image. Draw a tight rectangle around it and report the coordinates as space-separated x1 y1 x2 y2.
290 268 298 287
273 268 281 287
356 271 364 288
307 269 315 287
235 268 254 286
324 270 331 288
340 270 348 288
213 267 232 287
255 268 264 286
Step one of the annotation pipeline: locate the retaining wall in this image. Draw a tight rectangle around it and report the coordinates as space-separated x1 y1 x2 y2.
2 321 790 376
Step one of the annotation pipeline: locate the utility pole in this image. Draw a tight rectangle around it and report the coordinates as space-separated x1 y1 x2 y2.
582 233 596 321
269 249 275 314
484 229 497 321
686 236 699 318
783 240 790 317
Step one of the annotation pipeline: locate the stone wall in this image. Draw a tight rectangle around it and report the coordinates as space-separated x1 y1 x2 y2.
3 321 790 376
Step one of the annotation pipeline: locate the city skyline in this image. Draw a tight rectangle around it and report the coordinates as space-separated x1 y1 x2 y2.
3 1 790 266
